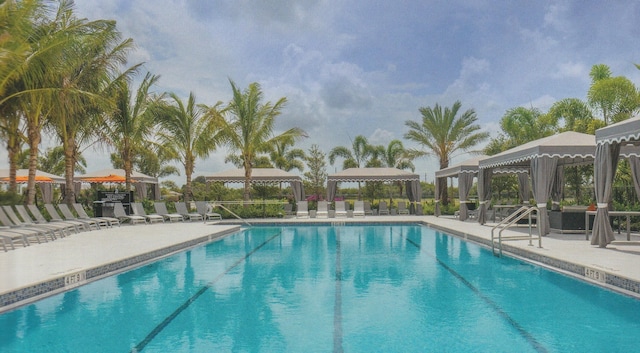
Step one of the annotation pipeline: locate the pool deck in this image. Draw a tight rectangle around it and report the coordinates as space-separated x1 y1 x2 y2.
2 215 640 313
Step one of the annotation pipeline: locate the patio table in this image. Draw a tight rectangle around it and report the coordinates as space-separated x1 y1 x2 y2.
492 205 517 222
585 210 640 241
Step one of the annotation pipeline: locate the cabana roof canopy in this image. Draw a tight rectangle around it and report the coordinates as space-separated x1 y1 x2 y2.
75 168 158 184
204 168 302 183
0 169 65 184
596 116 640 145
327 167 420 182
479 131 596 169
435 155 486 178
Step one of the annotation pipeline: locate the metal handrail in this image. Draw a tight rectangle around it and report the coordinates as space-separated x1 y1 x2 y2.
211 202 252 227
491 206 541 256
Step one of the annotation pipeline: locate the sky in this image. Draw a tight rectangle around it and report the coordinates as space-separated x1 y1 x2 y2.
8 0 640 185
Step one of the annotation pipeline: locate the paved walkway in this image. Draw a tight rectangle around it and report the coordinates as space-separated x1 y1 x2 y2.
2 214 639 313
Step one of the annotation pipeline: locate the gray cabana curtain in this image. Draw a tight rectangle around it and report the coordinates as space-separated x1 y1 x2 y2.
39 184 53 204
517 172 530 204
458 172 474 221
292 181 305 201
591 143 620 247
434 177 441 217
74 182 82 200
327 181 337 202
551 166 564 210
135 183 147 200
531 157 558 236
629 156 640 201
477 168 492 224
405 180 422 214
154 183 161 201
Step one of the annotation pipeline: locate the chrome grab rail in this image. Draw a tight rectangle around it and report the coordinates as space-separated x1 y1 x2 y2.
211 202 252 227
491 205 541 257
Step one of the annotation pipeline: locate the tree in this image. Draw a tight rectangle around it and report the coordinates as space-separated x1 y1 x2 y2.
329 135 379 199
381 139 415 203
405 101 488 205
303 144 327 202
328 135 378 169
156 92 220 202
103 72 163 192
269 137 306 172
217 80 307 201
546 98 600 133
587 64 640 124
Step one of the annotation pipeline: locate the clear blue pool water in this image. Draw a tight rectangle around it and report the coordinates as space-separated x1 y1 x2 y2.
2 224 640 352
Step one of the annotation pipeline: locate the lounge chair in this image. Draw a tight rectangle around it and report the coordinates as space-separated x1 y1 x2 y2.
316 201 329 218
44 204 89 232
398 201 410 215
353 201 366 218
27 204 78 237
296 201 309 218
195 201 222 221
174 202 203 222
378 201 390 215
0 229 31 252
57 203 101 230
113 202 146 225
132 202 164 224
0 206 51 245
334 201 348 218
364 201 374 215
14 205 74 239
73 203 120 227
283 204 294 217
153 202 183 223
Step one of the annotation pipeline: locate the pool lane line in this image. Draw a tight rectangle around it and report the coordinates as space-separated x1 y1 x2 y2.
401 235 548 353
334 228 343 353
130 232 282 353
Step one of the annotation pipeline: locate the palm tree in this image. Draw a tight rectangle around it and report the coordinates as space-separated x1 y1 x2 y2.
44 5 137 204
270 137 306 172
217 80 307 201
103 72 163 192
328 135 378 169
381 139 415 202
329 135 379 199
156 92 220 202
405 101 489 205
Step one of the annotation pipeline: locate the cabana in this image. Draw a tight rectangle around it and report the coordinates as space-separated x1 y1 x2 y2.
75 169 160 200
326 167 421 213
592 117 640 247
0 169 65 203
204 168 305 201
434 156 486 220
478 131 597 235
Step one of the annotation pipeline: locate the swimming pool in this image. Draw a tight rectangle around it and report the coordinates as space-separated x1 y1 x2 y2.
1 224 640 352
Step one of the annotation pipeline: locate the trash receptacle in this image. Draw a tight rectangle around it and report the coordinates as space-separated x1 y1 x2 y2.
93 201 105 217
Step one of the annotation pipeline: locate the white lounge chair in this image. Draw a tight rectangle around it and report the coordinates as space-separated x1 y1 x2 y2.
175 202 203 222
154 202 184 223
353 201 366 218
26 204 77 237
364 201 374 215
6 205 64 239
133 202 164 224
378 201 390 215
44 204 89 232
398 201 410 215
113 203 146 225
0 207 50 245
73 203 120 227
57 203 101 230
195 201 222 221
316 201 329 218
296 201 309 218
334 201 348 218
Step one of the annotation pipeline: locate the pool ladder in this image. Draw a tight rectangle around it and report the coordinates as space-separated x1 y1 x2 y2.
491 205 541 257
212 202 252 227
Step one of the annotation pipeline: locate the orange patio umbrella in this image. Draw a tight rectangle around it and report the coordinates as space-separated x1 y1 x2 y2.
1 175 53 183
80 174 135 183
